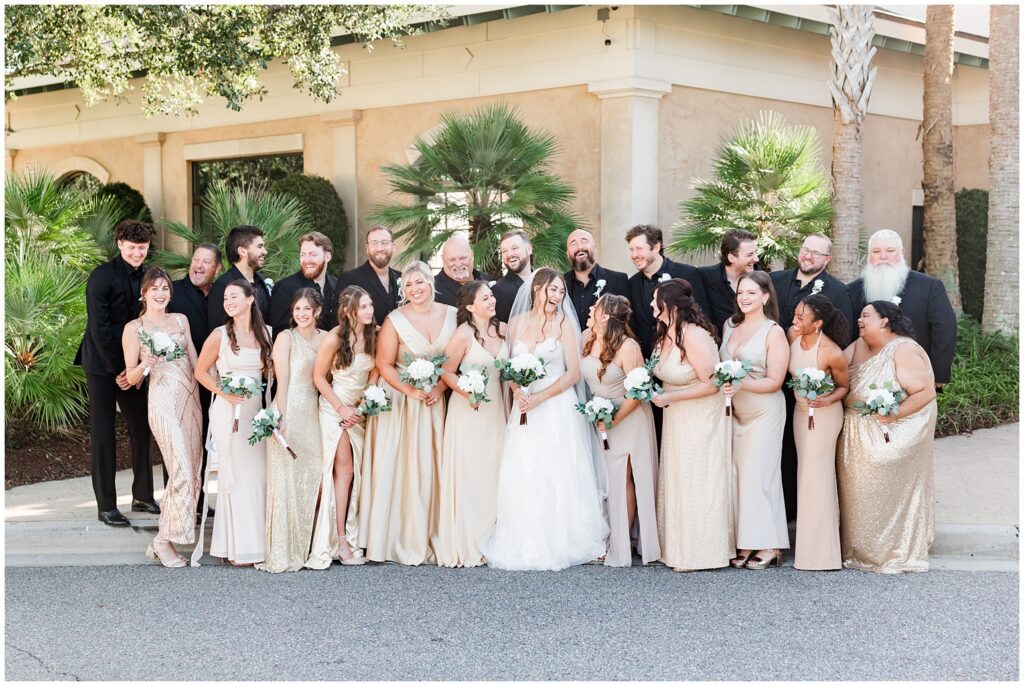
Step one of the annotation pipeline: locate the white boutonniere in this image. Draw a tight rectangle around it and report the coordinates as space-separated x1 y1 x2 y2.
264 277 274 294
891 296 902 306
658 273 671 283
488 280 497 287
811 279 824 295
594 279 607 298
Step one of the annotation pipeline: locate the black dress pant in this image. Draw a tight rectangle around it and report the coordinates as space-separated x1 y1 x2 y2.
780 385 799 522
86 372 153 512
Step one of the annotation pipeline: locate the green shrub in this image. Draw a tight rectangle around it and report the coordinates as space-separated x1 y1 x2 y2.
936 316 1019 437
955 188 988 323
97 181 153 224
271 174 348 271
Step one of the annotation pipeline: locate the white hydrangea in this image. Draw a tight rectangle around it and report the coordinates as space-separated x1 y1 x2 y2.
509 353 544 374
406 358 436 381
363 386 388 405
800 367 827 383
457 370 487 395
589 396 615 414
868 388 896 406
150 331 176 355
254 409 269 422
715 360 745 376
623 367 651 391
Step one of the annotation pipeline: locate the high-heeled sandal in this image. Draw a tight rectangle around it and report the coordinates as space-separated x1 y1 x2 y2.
146 542 187 568
745 549 783 570
729 551 754 568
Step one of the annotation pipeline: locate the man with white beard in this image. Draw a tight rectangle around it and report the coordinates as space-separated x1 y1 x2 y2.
847 229 957 385
433 235 490 307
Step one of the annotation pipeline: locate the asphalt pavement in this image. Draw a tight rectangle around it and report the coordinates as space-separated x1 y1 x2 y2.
5 563 1018 681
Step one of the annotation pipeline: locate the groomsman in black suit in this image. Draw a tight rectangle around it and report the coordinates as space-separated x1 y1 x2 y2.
770 233 853 521
696 228 760 336
625 224 708 358
434 236 490 307
564 229 628 329
167 242 221 510
207 225 271 329
268 232 339 338
847 229 957 385
336 226 401 326
75 220 158 526
492 230 534 323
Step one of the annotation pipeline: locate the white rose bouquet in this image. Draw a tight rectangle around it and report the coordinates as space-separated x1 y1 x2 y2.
787 367 837 430
137 329 185 377
456 367 490 410
217 373 265 432
574 395 618 450
399 353 448 394
623 354 663 401
248 408 296 458
357 385 391 418
712 359 753 417
852 381 906 443
495 353 548 425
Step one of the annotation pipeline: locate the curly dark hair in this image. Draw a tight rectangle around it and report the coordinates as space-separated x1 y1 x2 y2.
114 219 156 244
653 278 718 359
288 287 324 329
333 286 377 370
730 271 780 325
137 267 173 317
799 294 850 347
223 279 273 373
582 294 635 381
866 300 916 338
457 281 503 346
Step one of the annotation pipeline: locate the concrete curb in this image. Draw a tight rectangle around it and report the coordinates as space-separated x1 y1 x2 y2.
930 523 1019 559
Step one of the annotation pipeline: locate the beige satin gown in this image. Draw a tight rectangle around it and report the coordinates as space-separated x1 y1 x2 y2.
306 352 374 569
655 334 734 570
143 316 202 545
209 326 268 565
257 330 322 573
581 357 659 567
720 319 790 551
435 338 508 568
359 306 456 565
838 337 936 573
789 333 843 570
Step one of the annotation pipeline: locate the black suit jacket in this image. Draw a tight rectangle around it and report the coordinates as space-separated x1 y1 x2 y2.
492 272 526 324
268 270 339 338
848 270 958 383
167 277 211 354
697 263 741 338
770 268 855 348
207 265 272 330
434 269 490 308
564 264 630 330
628 258 708 358
336 261 401 326
75 256 145 375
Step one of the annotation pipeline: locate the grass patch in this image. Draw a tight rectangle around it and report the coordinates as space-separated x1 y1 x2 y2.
936 317 1019 437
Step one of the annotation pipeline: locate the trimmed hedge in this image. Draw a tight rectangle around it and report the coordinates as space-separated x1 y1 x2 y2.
271 174 348 271
97 182 153 224
955 188 988 323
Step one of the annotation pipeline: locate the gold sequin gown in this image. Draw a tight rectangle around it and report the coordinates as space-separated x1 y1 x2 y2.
143 318 202 545
838 337 936 573
306 352 374 569
359 307 456 565
435 339 508 568
257 330 323 573
655 336 734 570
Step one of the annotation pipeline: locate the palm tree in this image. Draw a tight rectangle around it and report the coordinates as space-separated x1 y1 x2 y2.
669 111 832 268
921 5 962 311
828 5 878 281
369 102 581 275
982 5 1019 335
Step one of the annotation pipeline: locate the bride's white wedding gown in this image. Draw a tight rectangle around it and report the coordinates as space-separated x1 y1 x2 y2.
481 337 609 570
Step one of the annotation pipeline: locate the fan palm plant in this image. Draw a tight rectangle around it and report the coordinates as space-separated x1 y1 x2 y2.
368 102 581 274
669 111 832 268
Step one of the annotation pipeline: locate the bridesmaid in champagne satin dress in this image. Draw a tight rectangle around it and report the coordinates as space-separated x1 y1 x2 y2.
122 269 202 568
360 263 457 565
436 281 508 567
308 286 377 568
839 301 937 573
257 289 326 573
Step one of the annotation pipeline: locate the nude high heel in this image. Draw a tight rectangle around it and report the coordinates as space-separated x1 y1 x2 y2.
745 549 783 570
146 542 187 568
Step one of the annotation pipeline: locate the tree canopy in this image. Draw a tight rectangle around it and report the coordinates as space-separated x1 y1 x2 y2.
5 5 448 117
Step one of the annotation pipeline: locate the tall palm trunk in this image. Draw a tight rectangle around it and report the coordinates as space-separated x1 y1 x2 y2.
982 5 1019 335
469 214 502 277
828 6 878 281
921 5 962 310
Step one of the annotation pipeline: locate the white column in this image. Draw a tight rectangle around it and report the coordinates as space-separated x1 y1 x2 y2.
588 78 671 273
321 109 363 267
134 132 167 243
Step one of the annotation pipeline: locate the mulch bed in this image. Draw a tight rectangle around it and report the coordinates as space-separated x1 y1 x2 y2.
5 417 163 490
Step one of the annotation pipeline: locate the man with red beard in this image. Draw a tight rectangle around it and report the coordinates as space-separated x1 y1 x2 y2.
847 229 956 386
268 232 339 338
337 226 402 326
563 229 628 330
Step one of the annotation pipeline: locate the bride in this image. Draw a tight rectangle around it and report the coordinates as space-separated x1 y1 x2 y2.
481 268 609 570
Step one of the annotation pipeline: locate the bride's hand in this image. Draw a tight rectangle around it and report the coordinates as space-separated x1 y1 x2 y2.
514 388 531 412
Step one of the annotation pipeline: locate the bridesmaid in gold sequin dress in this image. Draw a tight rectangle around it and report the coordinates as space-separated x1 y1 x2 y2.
308 286 377 568
257 288 326 573
360 262 456 565
581 294 659 567
123 269 202 568
436 281 508 567
650 279 733 572
839 300 937 573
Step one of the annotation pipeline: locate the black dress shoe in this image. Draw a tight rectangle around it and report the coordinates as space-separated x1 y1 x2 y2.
131 499 161 515
98 509 131 527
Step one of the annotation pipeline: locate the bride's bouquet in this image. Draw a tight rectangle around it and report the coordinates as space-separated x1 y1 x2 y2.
852 381 906 443
575 395 618 450
787 367 836 430
248 408 296 458
400 353 448 394
137 329 185 376
218 373 265 432
456 367 490 410
495 353 548 425
623 354 663 401
712 359 752 417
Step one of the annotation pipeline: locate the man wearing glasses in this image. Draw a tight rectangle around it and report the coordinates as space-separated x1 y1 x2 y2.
336 226 402 326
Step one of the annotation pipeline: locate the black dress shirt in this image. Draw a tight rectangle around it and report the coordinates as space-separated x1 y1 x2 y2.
628 257 708 358
770 268 855 347
268 270 339 338
434 269 490 307
167 277 211 353
492 272 526 324
564 264 630 330
336 261 402 326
